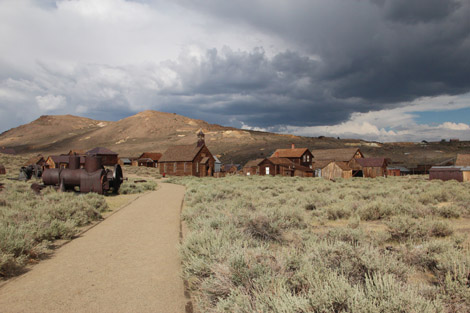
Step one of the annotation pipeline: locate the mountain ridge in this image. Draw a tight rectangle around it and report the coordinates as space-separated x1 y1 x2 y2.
1 110 469 165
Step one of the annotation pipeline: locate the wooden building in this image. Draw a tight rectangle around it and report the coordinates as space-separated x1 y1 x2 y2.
430 166 470 182
387 166 410 176
0 164 5 175
456 154 470 166
86 147 118 166
214 156 222 173
311 148 364 176
137 152 162 167
267 157 314 177
314 160 352 180
356 158 388 178
223 164 241 174
45 155 85 169
25 155 46 168
271 144 313 168
118 158 132 166
159 131 215 177
243 158 275 176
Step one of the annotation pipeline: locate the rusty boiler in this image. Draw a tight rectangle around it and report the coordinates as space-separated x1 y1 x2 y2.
42 155 123 194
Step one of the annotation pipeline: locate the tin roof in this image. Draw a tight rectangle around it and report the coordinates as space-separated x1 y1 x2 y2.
268 157 293 166
456 154 470 166
159 145 204 162
356 157 387 167
138 152 162 161
311 148 362 162
271 148 310 158
86 147 118 156
244 158 268 168
431 166 470 171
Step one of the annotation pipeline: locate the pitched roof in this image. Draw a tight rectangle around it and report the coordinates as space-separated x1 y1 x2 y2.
292 164 313 172
49 155 85 164
224 164 240 171
159 145 204 162
271 148 310 158
311 148 362 162
244 158 267 168
456 154 470 166
269 157 294 166
25 155 45 166
138 152 162 161
86 147 118 155
312 160 333 170
336 162 352 171
213 156 221 164
356 157 387 167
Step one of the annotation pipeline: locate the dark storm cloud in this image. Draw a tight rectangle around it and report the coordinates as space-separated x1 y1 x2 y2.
173 0 470 123
1 0 470 135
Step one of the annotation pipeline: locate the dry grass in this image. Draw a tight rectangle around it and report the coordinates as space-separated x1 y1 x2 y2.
174 175 470 312
0 154 157 278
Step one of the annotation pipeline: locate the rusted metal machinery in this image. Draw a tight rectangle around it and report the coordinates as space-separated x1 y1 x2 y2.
42 155 123 194
18 164 43 181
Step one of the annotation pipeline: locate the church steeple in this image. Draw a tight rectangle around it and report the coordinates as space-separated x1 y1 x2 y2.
197 129 205 147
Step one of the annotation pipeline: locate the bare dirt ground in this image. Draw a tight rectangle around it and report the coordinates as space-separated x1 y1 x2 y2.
0 183 188 313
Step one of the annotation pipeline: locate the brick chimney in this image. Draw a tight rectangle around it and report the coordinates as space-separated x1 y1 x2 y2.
291 143 295 149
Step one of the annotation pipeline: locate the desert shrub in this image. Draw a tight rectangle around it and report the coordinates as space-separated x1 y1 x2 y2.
119 179 157 194
244 215 283 242
175 175 468 312
0 180 108 277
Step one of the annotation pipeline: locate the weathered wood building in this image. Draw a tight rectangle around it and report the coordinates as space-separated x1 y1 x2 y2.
243 158 275 176
86 147 119 166
25 155 46 168
356 158 388 178
271 144 313 168
387 166 410 176
159 131 215 177
137 152 162 167
314 160 352 180
311 148 364 176
46 155 85 169
268 157 314 177
430 166 470 182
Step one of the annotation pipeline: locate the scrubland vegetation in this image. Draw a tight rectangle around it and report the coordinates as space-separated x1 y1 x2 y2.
123 165 162 179
0 154 157 278
175 176 470 312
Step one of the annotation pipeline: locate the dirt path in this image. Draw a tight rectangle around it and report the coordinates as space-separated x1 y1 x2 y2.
0 183 188 313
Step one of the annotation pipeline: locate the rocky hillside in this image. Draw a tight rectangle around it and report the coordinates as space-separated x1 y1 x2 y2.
1 110 469 165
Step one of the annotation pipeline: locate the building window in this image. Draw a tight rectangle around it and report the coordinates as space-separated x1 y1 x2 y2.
266 167 270 175
307 155 310 162
174 162 177 172
196 163 199 173
303 155 306 162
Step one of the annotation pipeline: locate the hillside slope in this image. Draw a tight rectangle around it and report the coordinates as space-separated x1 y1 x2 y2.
1 110 470 165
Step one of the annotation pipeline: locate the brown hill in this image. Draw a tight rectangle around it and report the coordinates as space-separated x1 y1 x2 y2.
1 110 470 166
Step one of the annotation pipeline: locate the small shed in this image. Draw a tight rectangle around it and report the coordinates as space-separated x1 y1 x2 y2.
86 147 119 166
118 158 132 166
314 161 352 180
387 166 410 176
223 164 241 174
430 166 470 182
356 158 388 178
243 158 275 176
137 152 162 167
0 164 6 175
25 155 46 167
214 156 222 173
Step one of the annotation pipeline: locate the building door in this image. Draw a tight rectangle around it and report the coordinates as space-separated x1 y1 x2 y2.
265 167 270 175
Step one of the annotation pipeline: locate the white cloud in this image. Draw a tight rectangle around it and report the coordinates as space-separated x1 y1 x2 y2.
36 94 67 111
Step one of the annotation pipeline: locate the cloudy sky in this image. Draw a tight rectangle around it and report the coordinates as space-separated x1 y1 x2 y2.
1 0 470 142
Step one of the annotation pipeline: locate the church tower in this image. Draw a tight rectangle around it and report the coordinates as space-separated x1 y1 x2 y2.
197 129 205 147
